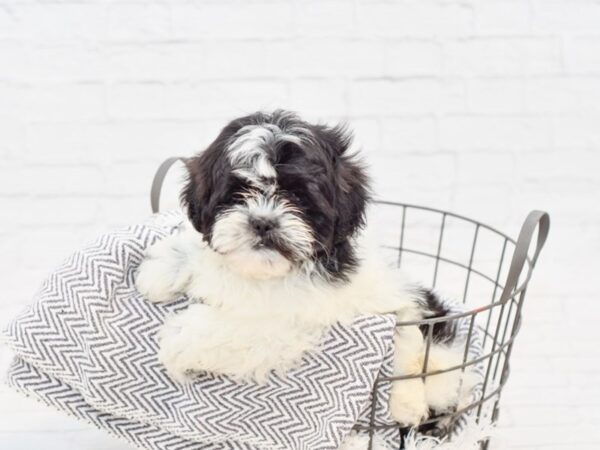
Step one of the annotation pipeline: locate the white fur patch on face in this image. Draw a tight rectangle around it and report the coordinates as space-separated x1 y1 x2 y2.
227 125 278 183
210 193 314 279
226 123 310 192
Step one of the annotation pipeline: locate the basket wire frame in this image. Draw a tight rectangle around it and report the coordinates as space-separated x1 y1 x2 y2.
358 201 550 450
149 157 550 450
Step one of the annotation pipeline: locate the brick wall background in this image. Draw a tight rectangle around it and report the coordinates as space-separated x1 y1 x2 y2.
1 1 599 448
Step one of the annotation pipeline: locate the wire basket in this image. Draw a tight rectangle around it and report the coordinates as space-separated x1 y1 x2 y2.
151 158 550 450
361 201 550 449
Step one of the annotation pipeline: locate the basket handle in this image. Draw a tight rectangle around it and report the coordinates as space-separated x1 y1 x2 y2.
499 210 550 303
150 157 188 213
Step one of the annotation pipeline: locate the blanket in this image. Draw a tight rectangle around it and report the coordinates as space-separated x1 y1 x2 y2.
1 212 483 450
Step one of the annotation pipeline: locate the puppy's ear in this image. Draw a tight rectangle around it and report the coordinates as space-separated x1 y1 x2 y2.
181 134 232 237
327 125 371 244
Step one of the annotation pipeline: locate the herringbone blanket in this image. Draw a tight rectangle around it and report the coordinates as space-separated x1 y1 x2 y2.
1 212 483 450
1 213 406 450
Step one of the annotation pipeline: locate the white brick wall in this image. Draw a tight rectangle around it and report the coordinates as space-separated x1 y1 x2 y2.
1 1 599 448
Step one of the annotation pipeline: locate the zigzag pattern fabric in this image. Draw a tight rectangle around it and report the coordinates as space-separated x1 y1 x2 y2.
1 212 484 449
1 213 401 450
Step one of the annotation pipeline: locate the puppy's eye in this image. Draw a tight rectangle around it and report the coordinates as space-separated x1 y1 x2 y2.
258 175 276 185
277 142 304 164
284 191 302 204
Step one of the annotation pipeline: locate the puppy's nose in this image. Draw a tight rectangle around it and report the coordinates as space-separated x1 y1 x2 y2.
250 217 277 236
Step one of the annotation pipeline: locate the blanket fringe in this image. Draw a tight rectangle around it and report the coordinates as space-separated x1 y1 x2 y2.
404 416 496 450
341 416 495 450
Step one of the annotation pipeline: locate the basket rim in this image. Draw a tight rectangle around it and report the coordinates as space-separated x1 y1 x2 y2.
372 199 536 326
373 199 518 247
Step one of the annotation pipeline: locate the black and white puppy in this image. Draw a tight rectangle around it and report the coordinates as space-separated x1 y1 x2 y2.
135 110 471 427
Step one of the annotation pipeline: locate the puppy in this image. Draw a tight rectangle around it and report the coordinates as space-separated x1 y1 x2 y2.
135 110 469 427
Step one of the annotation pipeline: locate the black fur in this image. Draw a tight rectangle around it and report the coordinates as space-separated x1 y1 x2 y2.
417 288 457 344
181 110 371 281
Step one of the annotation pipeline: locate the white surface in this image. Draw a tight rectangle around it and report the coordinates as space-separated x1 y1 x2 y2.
1 0 599 448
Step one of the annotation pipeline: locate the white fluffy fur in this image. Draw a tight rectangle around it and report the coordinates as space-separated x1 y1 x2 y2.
136 223 473 429
424 344 480 413
226 119 312 191
227 125 279 188
389 328 429 425
211 195 314 279
137 224 422 382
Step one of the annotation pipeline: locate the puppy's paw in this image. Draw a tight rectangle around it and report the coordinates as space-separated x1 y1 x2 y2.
389 378 429 427
423 343 471 413
135 257 180 303
157 315 198 382
157 304 215 382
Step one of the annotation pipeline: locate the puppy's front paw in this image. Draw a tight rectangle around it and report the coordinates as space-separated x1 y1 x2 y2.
157 304 215 382
135 257 180 303
389 378 429 427
157 316 196 383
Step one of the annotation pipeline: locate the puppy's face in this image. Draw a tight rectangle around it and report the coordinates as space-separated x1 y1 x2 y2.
182 111 369 281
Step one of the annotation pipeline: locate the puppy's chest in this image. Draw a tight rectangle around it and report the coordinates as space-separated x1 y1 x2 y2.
198 292 338 348
206 306 330 376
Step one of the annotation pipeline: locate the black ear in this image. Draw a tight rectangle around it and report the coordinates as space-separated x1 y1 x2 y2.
181 133 232 237
326 125 371 244
334 153 370 244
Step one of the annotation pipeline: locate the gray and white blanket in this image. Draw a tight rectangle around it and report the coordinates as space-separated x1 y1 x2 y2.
1 213 482 450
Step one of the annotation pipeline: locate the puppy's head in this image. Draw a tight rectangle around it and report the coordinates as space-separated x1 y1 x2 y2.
182 110 370 281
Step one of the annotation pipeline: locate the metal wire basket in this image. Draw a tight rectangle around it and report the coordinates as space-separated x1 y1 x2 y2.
151 158 550 450
361 201 550 449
